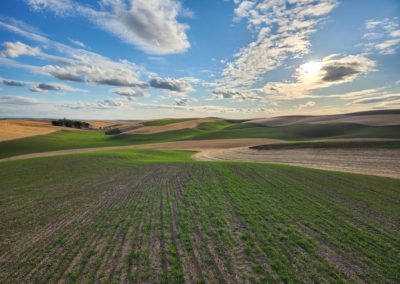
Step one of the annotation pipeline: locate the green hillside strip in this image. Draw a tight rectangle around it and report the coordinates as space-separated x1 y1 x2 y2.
251 140 400 150
0 120 229 159
193 123 400 140
142 118 194 126
0 150 398 282
1 120 400 159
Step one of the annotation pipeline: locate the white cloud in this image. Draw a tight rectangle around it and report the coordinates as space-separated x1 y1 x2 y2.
1 41 41 58
26 0 191 54
221 0 338 88
376 38 400 55
328 87 388 100
68 38 86 48
297 101 316 109
0 19 148 88
0 95 43 105
61 99 125 109
59 99 266 114
234 1 255 19
350 93 400 105
42 62 146 87
362 17 400 55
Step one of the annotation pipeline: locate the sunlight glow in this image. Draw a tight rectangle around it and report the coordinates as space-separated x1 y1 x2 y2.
302 61 323 76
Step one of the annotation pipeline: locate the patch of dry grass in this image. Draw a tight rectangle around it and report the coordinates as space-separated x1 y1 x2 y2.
0 120 62 142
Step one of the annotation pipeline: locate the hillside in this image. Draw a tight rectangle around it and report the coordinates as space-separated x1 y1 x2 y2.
1 111 400 159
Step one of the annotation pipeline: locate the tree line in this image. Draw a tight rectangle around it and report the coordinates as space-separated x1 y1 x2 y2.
52 118 91 129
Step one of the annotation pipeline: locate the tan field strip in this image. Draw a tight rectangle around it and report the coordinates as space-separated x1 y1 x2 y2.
85 120 123 129
125 118 214 134
0 120 62 142
193 147 400 179
248 113 400 127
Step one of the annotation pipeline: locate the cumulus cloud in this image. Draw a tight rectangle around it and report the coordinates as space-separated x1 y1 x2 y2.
42 62 146 87
2 79 25 86
112 87 146 100
0 20 148 88
234 1 255 19
363 17 400 55
222 0 338 88
26 0 191 54
149 77 195 94
1 41 40 58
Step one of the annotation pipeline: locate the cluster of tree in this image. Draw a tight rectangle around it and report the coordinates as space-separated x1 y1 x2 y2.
52 118 92 129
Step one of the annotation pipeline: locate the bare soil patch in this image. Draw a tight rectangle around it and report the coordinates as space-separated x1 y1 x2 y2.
194 147 400 178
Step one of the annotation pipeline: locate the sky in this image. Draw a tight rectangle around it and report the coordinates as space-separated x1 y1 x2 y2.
0 0 399 120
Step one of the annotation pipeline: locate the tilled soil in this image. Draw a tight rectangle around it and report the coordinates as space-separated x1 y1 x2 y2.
0 155 399 283
193 147 400 178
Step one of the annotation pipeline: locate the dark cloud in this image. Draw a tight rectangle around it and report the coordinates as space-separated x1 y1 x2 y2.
29 82 79 93
149 77 193 93
321 65 360 82
113 88 146 100
48 70 85 83
174 98 190 106
212 89 260 100
2 79 25 87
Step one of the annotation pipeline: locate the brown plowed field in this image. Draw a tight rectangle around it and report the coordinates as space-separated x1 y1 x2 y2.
193 147 400 179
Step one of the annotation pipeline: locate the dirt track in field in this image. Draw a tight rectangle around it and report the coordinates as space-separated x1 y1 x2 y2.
193 147 400 179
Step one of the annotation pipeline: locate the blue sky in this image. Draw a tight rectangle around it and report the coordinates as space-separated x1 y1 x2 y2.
0 0 399 119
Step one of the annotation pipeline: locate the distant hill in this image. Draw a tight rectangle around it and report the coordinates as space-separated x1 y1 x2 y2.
247 109 400 127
